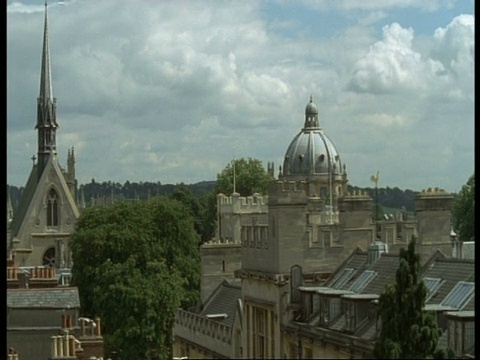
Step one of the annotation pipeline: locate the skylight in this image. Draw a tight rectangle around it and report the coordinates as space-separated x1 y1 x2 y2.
440 281 475 309
422 277 444 302
330 268 354 289
349 270 377 293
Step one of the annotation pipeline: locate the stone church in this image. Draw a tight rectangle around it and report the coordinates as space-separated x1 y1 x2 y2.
7 3 80 269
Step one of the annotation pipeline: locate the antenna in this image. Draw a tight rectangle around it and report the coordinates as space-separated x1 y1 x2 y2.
232 146 236 194
370 171 380 240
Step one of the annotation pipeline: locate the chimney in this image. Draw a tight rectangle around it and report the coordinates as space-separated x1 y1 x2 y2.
95 317 101 336
81 318 86 336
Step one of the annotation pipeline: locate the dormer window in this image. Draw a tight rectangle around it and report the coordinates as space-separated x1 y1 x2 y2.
329 268 354 289
47 188 59 226
349 270 377 293
441 281 474 309
422 277 445 302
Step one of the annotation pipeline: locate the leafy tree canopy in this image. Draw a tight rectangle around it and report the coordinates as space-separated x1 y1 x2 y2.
70 197 201 360
196 157 273 244
452 173 474 242
214 157 273 196
373 237 455 359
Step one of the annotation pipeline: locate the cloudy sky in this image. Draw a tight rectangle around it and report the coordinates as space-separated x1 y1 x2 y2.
7 0 474 193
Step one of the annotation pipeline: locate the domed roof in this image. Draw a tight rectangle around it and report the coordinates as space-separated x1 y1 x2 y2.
283 96 343 176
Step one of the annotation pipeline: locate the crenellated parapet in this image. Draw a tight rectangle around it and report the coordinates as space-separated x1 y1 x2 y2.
174 309 232 345
415 187 453 212
217 193 268 214
268 180 309 205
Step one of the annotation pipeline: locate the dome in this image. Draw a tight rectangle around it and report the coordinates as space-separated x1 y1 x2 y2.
282 96 343 176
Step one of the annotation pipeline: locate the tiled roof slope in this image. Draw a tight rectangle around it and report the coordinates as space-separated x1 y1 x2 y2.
7 287 80 309
200 280 241 327
421 258 475 306
12 165 38 235
359 254 399 295
324 248 367 287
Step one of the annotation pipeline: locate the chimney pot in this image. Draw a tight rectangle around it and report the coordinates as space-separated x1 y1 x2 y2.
95 317 101 336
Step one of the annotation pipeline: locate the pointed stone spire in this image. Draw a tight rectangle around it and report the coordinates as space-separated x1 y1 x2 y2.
36 0 58 173
39 0 54 103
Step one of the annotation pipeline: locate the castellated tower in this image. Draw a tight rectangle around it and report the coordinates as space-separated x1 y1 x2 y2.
200 192 268 302
414 187 454 262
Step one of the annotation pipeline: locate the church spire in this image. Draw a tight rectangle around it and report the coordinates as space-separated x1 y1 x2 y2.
36 0 58 173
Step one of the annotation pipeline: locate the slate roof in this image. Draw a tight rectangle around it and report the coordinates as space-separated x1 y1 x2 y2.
324 248 367 288
12 165 38 236
7 287 80 309
199 280 241 327
421 257 475 309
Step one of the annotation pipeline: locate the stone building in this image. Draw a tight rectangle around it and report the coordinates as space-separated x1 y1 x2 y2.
173 97 468 359
6 252 105 360
7 2 81 269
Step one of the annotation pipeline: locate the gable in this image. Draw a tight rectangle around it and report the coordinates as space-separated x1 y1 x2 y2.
12 156 79 242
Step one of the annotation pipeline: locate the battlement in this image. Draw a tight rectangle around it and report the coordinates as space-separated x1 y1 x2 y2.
415 187 453 212
175 308 232 344
270 180 309 193
202 238 242 247
217 193 268 214
268 180 309 205
416 187 451 197
343 189 371 199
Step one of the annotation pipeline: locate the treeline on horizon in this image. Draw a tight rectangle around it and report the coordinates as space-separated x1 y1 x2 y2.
7 178 426 214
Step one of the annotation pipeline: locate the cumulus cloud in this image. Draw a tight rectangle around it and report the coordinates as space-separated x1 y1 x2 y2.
430 14 474 89
348 23 447 94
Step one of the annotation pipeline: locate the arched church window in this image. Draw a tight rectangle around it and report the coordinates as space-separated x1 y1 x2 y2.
47 188 59 226
43 247 56 267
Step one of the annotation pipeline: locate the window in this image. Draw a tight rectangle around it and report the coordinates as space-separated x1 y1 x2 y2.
254 307 267 358
441 281 475 309
321 297 341 324
422 277 444 302
344 301 356 331
43 247 56 267
47 188 59 226
349 270 377 293
329 268 354 289
247 304 273 358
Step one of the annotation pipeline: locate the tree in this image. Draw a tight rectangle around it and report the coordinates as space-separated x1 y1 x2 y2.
452 173 474 242
70 198 201 360
214 157 273 196
199 157 274 243
373 237 455 359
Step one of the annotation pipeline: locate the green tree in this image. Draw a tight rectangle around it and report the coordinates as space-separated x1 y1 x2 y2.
199 157 274 243
214 157 273 196
70 198 201 360
452 173 474 242
373 237 455 359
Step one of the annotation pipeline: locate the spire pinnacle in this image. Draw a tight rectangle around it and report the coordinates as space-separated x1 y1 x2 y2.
39 0 54 101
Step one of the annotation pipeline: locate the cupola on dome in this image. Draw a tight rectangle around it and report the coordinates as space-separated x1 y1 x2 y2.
282 96 344 177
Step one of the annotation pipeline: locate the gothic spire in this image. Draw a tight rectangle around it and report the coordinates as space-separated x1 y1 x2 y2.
36 0 58 172
39 0 54 102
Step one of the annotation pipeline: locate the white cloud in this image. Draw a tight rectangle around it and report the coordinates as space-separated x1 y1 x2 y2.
7 0 474 193
431 14 474 100
348 23 447 94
